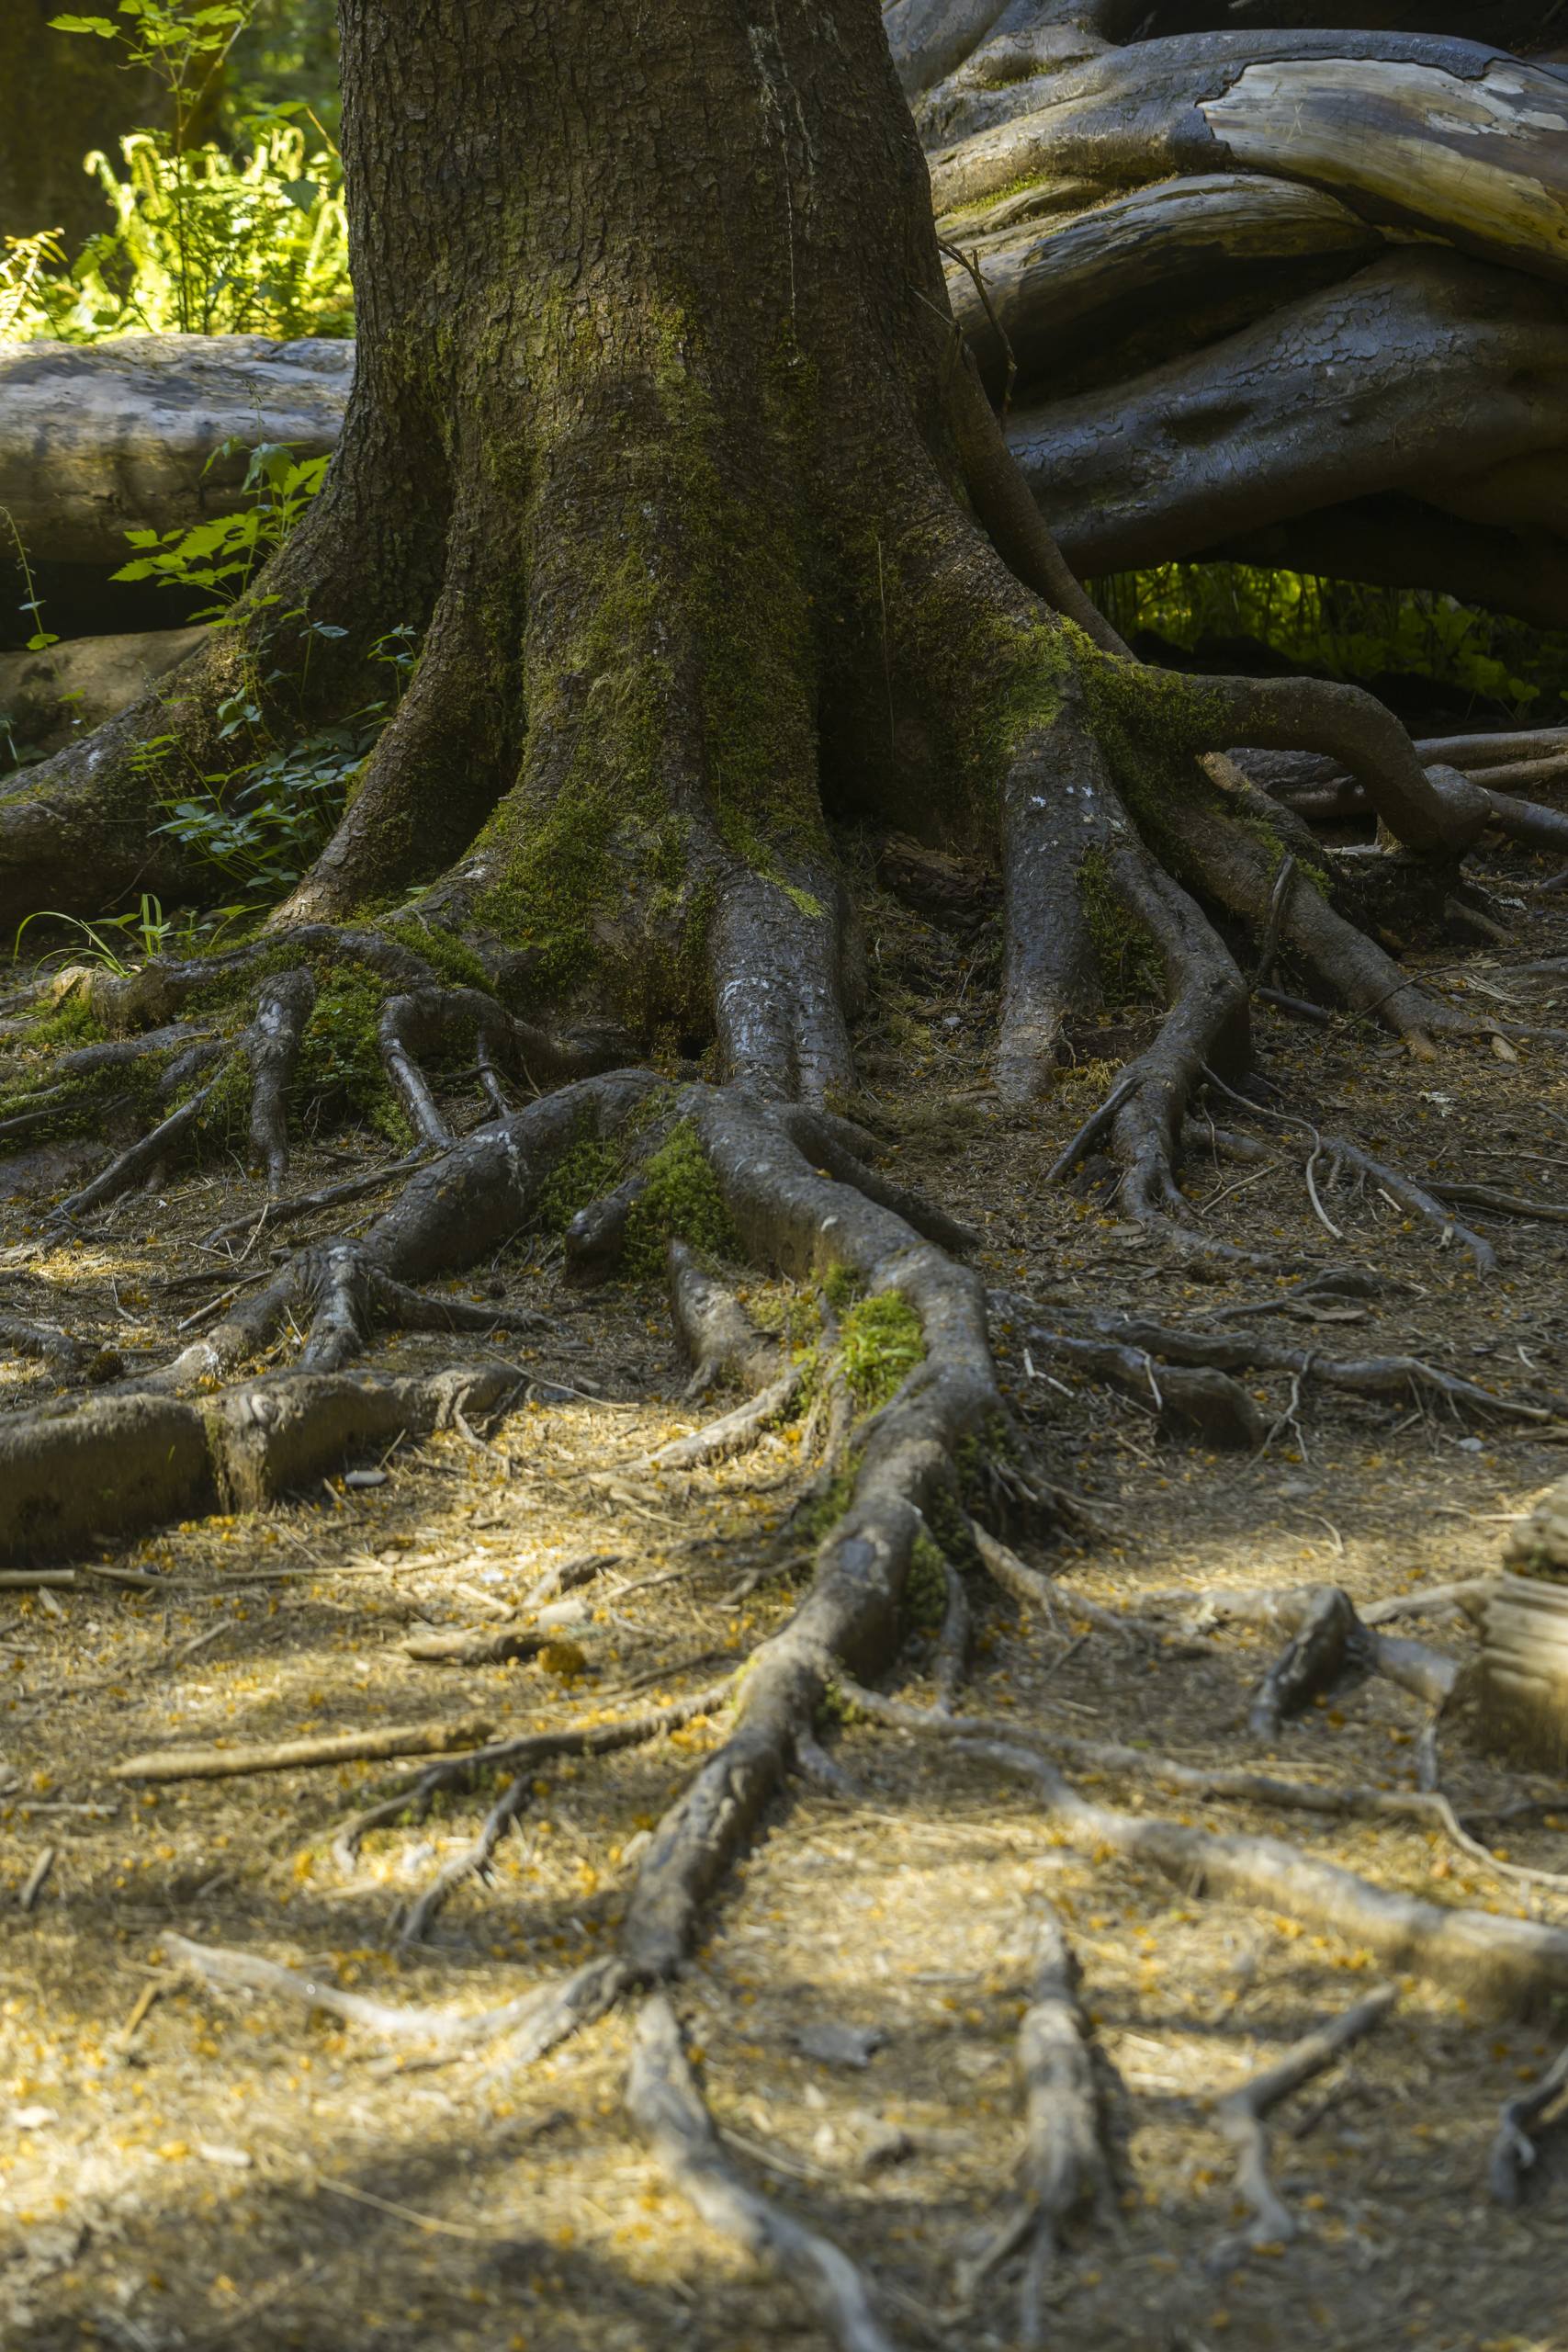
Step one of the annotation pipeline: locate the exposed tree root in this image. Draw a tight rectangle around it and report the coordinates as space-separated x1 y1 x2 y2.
931 1559 970 1714
643 1370 804 1473
1198 1071 1500 1272
167 1932 623 2059
627 1992 897 2352
950 1736 1568 2013
0 1362 536 1561
957 1909 1112 2346
970 1521 1150 1645
1208 1985 1397 2267
839 1685 1554 1901
1491 2041 1568 2207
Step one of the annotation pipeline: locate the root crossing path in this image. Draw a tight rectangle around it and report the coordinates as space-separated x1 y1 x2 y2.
6 946 1568 2352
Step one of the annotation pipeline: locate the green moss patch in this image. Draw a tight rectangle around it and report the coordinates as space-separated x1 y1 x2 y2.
839 1292 925 1412
622 1120 740 1279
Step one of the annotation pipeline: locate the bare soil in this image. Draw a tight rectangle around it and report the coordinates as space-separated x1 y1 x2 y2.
6 847 1568 2352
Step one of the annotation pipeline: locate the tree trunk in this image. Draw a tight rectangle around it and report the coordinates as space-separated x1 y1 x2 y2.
6 12 1565 639
11 20 1568 2271
0 0 1549 1170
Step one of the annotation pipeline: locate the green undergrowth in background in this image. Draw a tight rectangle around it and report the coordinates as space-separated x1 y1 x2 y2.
1093 564 1568 726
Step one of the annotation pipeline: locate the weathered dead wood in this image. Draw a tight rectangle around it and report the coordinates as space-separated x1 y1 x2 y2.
1478 1574 1568 1770
948 171 1381 390
1249 1583 1361 1736
627 1992 897 2352
17 1845 55 1912
953 1736 1568 2012
113 1715 493 1784
400 1621 546 1667
0 334 352 567
1010 251 1568 603
1210 1985 1397 2263
931 36 1568 277
0 628 206 755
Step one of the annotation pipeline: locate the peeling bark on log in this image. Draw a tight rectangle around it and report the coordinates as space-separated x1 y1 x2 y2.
1010 251 1568 590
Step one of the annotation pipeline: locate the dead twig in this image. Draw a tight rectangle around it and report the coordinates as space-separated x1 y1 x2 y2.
1209 1985 1397 2265
1490 2042 1568 2205
113 1714 494 1784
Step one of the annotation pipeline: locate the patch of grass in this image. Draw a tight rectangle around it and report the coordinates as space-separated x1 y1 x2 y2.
839 1292 925 1412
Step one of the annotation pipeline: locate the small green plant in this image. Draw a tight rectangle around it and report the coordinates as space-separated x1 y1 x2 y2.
25 6 352 344
116 439 332 621
0 229 70 338
151 621 415 903
838 1292 925 1412
18 122 352 341
12 893 218 973
3 508 60 657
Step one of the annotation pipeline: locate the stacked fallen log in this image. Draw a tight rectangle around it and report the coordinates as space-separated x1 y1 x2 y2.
1480 1481 1568 1768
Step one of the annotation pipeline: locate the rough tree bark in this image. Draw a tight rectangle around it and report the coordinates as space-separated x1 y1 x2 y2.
9 11 1568 2330
6 7 1566 637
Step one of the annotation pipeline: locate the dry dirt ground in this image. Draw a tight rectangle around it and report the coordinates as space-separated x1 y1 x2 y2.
6 850 1568 2352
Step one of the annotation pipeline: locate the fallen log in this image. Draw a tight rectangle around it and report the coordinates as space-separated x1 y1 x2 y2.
0 334 353 568
0 627 205 754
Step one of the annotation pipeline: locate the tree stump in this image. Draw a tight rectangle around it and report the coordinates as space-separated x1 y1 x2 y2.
1479 1487 1568 1769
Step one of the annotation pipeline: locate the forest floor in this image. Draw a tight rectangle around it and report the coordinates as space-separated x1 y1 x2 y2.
5 845 1568 2352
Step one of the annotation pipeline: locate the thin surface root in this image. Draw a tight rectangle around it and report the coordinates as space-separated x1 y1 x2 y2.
626 1992 897 2352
